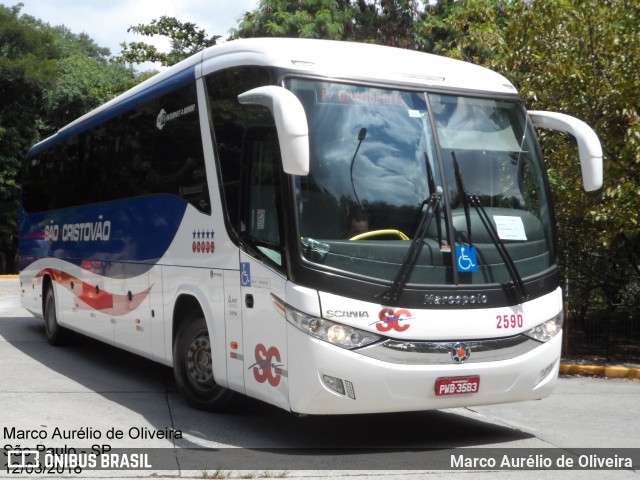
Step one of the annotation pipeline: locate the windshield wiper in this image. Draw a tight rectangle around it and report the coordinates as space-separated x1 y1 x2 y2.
349 127 367 211
425 152 443 248
451 152 529 302
451 152 472 246
376 187 442 305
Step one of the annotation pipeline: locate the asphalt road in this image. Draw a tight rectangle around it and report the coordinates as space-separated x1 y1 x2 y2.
1 277 638 479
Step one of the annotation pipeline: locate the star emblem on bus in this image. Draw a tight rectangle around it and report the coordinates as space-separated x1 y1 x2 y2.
451 342 471 363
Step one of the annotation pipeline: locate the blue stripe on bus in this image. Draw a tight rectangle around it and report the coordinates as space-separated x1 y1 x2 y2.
18 194 188 275
27 67 196 157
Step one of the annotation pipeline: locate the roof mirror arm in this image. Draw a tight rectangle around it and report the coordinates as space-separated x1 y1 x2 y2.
238 86 310 176
528 111 603 192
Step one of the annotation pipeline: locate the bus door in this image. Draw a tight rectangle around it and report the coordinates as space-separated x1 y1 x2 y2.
224 270 245 394
239 126 290 410
240 254 288 410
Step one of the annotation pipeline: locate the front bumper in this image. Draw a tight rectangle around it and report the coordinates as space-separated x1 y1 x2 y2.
287 324 561 415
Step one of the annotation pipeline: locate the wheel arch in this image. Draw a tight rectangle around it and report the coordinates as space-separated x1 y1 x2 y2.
41 273 53 317
169 288 228 387
172 293 203 349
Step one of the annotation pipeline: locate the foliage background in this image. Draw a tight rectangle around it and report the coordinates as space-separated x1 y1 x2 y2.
2 0 638 357
0 3 136 272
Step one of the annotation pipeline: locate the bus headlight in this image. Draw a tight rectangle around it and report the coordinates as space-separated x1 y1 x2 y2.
277 298 381 349
524 313 563 342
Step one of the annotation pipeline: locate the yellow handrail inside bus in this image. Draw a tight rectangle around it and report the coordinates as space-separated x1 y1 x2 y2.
349 229 410 241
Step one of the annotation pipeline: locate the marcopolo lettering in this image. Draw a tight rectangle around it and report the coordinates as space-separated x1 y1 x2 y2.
424 293 488 306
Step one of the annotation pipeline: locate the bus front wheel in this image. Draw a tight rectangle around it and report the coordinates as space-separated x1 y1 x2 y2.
173 311 234 412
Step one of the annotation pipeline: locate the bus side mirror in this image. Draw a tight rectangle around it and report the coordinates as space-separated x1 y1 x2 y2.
529 111 603 191
238 86 310 176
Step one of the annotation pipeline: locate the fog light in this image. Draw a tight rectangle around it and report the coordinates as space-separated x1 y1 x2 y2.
534 360 558 387
345 380 356 400
322 375 345 395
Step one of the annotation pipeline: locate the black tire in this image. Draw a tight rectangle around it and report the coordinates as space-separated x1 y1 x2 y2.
173 310 234 412
43 286 73 345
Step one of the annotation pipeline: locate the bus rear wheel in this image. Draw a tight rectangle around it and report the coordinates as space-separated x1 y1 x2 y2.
173 311 234 412
43 286 72 345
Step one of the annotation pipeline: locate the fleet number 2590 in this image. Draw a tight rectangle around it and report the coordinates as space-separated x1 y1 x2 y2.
496 313 523 329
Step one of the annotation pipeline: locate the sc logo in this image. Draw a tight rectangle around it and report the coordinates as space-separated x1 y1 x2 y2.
374 308 412 332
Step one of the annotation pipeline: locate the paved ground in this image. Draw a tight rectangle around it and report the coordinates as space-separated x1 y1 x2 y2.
0 277 638 479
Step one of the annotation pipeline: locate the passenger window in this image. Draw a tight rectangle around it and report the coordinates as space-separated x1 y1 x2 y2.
150 84 210 214
23 81 209 214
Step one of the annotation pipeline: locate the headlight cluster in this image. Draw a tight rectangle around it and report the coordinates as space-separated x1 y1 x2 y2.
274 296 381 349
524 312 563 342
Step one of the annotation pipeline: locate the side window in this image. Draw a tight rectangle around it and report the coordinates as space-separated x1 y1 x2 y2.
204 66 286 270
150 84 210 214
22 81 210 214
242 127 284 267
107 101 154 202
204 67 273 233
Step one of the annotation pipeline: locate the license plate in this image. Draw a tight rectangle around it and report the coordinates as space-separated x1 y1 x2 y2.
435 376 480 396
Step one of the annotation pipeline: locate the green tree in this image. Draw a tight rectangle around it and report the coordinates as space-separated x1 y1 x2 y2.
232 0 353 40
118 16 220 67
0 4 136 273
0 4 59 272
42 25 135 134
501 0 640 319
231 0 419 46
417 0 511 64
117 1 420 62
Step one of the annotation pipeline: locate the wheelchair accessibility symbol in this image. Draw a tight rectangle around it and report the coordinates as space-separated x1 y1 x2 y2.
456 246 478 273
240 262 251 287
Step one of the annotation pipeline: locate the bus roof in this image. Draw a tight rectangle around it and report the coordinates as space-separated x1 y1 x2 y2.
200 37 517 95
29 38 518 156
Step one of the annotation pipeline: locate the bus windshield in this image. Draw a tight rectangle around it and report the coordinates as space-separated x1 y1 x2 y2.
286 78 554 286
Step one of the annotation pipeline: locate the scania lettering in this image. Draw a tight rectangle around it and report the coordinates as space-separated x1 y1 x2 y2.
19 38 603 414
325 310 370 319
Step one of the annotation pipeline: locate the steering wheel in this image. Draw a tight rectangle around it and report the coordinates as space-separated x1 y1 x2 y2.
349 229 410 241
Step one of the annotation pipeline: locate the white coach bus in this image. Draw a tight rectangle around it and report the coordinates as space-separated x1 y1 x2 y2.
19 38 603 414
